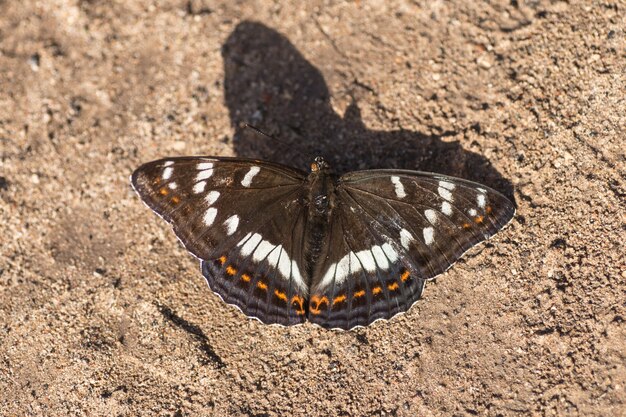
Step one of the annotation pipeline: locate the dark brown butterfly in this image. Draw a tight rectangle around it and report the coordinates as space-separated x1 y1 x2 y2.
131 156 514 330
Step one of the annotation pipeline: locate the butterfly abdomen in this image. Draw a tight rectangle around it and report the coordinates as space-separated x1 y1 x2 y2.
303 168 338 278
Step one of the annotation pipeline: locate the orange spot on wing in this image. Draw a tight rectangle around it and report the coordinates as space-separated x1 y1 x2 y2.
291 295 305 315
354 290 366 298
274 290 287 301
218 256 227 265
401 270 410 282
486 205 493 214
241 273 251 282
171 196 180 204
159 187 169 196
332 294 347 305
257 281 268 290
372 286 382 295
475 215 484 224
388 282 399 291
463 223 472 229
225 266 237 276
310 295 329 315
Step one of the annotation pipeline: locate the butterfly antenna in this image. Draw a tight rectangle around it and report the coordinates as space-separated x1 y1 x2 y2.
244 123 274 142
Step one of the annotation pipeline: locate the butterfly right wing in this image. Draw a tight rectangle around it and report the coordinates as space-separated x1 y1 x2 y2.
308 170 515 330
131 157 310 326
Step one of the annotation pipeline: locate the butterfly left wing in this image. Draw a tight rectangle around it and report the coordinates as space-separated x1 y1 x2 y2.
131 157 311 326
308 170 515 330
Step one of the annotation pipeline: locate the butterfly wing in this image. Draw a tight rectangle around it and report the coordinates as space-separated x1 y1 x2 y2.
131 157 310 326
308 170 515 330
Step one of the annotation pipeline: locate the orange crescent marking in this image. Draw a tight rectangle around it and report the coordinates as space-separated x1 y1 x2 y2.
387 282 399 291
225 266 237 276
291 295 305 315
354 290 366 298
257 281 268 290
372 286 382 295
310 295 329 315
274 290 287 301
332 294 347 305
241 273 251 282
401 270 410 282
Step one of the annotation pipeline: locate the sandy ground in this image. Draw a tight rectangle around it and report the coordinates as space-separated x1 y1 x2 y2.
1 1 624 416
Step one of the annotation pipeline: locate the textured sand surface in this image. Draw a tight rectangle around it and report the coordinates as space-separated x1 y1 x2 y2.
1 1 624 416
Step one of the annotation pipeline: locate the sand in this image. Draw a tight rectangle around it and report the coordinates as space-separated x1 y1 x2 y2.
1 1 624 416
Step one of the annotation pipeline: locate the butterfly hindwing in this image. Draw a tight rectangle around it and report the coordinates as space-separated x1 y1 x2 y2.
306 194 426 329
131 157 310 326
306 170 515 329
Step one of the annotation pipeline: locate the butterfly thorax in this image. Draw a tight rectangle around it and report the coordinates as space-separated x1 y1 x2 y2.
303 158 337 276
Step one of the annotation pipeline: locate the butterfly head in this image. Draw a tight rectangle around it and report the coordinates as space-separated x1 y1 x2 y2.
310 156 331 173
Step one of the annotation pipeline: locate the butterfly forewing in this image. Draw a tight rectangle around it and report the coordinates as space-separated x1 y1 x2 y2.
131 157 311 326
305 170 515 329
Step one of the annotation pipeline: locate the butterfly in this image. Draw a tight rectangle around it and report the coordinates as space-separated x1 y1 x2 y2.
131 156 515 330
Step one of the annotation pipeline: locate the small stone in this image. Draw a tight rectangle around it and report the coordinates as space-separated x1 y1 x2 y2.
477 54 493 69
172 141 186 151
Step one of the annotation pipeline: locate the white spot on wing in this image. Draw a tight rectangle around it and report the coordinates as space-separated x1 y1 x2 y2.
355 250 377 272
391 176 407 198
423 227 434 245
318 242 400 290
168 182 177 189
424 209 438 225
334 255 351 284
196 169 214 181
193 181 206 194
477 194 486 209
253 240 277 262
239 233 262 257
439 180 456 190
223 215 239 235
163 161 174 167
203 207 217 226
477 187 487 193
400 229 415 249
441 201 453 216
197 162 214 170
370 246 389 270
237 233 307 294
438 186 453 202
162 167 173 180
381 243 399 263
468 208 477 216
241 166 260 187
205 190 220 206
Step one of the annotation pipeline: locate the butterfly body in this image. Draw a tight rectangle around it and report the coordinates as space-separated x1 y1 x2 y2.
302 158 337 277
132 156 514 330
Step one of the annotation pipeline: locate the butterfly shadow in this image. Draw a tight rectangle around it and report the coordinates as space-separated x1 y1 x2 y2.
222 21 515 202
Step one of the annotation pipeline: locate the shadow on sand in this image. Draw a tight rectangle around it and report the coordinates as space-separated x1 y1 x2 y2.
221 21 514 201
